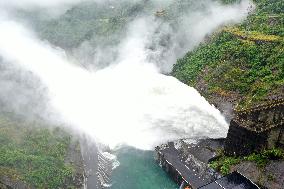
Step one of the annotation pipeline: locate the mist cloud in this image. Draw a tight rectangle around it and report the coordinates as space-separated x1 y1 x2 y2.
0 0 253 149
1 0 91 9
66 0 253 72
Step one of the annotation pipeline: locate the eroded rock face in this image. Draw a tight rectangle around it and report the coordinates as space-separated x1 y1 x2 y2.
232 161 284 189
64 139 85 189
236 100 284 132
225 119 269 156
0 176 32 189
225 100 284 156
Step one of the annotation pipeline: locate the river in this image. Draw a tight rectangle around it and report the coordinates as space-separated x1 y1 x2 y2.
111 147 178 189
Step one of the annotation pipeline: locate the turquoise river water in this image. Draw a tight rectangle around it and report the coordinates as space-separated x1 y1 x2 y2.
111 147 178 189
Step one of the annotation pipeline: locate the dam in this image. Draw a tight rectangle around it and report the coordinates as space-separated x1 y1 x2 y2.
155 99 284 189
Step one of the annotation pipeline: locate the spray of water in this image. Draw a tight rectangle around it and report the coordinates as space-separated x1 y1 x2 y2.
0 0 253 150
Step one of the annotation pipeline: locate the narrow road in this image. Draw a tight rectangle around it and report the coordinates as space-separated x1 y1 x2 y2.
80 137 101 189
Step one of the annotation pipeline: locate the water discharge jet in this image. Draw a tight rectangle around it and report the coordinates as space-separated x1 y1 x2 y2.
0 0 253 150
0 20 226 150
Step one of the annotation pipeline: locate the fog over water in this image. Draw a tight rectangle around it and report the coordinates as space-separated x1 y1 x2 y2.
0 0 253 150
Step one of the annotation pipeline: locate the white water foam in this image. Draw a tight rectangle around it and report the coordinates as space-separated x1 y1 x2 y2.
0 21 226 149
0 0 253 150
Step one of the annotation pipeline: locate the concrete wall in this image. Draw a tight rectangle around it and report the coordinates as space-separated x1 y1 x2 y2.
155 151 186 187
236 100 284 132
225 100 284 156
225 120 284 156
225 119 269 156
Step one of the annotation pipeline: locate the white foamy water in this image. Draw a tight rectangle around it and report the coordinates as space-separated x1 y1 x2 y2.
0 0 253 150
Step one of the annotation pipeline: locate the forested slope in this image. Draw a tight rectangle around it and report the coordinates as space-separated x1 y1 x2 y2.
172 0 284 109
0 114 84 189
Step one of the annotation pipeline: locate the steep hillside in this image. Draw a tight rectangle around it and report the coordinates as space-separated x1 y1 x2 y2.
0 114 84 189
172 0 284 110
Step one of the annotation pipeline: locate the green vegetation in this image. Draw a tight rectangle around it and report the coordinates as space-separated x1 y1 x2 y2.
224 27 282 42
172 0 284 109
0 116 75 188
209 148 284 175
19 1 156 49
